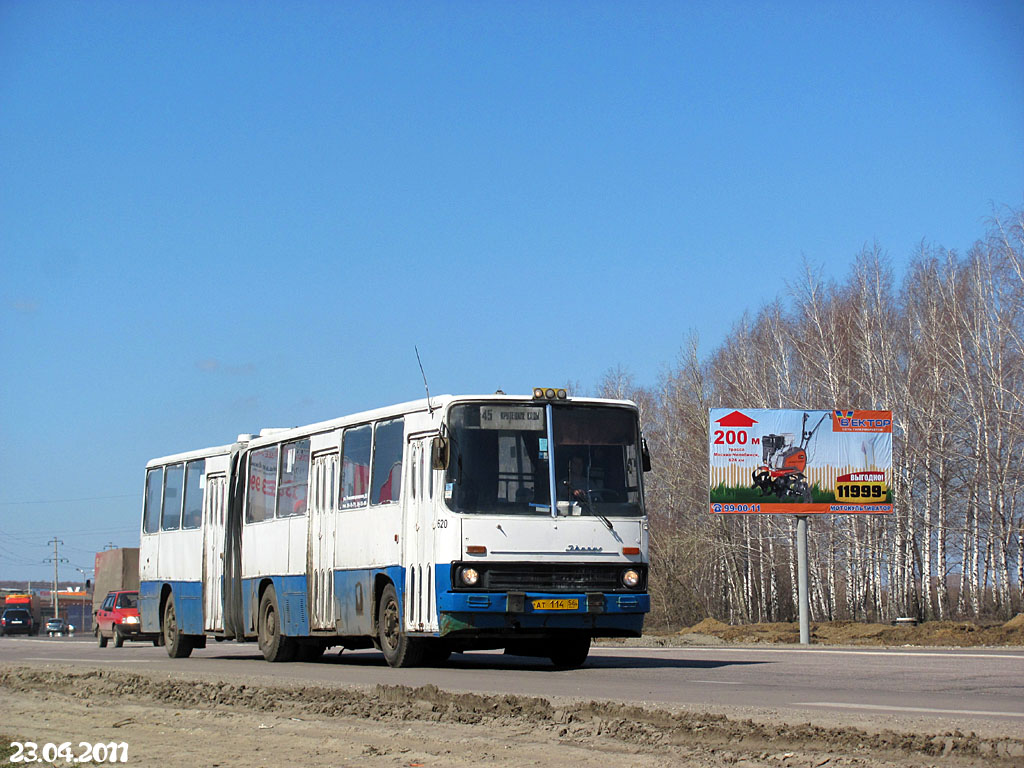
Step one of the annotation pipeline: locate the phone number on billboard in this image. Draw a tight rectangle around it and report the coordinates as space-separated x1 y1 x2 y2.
711 504 762 513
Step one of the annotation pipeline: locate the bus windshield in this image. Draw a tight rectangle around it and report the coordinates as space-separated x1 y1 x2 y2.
443 403 644 517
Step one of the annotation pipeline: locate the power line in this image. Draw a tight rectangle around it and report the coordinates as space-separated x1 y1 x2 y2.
0 548 40 567
0 534 49 547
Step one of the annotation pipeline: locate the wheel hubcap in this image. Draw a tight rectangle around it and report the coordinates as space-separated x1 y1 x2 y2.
383 599 399 650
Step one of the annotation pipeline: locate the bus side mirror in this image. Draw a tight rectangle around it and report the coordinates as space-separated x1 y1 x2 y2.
641 438 652 473
431 436 450 470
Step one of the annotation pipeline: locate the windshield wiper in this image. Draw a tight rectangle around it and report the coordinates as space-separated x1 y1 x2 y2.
587 496 615 532
568 482 614 531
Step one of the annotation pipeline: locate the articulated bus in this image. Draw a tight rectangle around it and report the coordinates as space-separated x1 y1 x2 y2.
139 389 651 668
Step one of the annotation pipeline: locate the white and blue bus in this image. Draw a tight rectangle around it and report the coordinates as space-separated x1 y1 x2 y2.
139 389 650 667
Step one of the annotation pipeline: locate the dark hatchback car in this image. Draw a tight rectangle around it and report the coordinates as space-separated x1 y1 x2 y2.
45 617 70 636
1 608 36 636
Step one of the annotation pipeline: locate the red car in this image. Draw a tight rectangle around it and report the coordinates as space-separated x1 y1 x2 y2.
95 590 158 647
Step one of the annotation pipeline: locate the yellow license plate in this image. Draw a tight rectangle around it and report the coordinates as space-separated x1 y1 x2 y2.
531 599 579 611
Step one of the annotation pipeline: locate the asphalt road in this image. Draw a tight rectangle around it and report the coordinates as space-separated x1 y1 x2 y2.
3 635 1022 738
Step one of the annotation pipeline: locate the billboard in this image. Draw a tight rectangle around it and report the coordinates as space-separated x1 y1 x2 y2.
709 408 893 514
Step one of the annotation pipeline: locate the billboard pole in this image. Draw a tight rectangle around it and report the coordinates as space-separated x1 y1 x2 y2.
796 516 810 644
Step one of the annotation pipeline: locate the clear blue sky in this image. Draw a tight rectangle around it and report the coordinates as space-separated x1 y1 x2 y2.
2 2 1021 581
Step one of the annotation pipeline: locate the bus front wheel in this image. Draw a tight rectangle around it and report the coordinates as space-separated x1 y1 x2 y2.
163 596 193 658
377 583 423 668
549 633 590 669
258 585 296 662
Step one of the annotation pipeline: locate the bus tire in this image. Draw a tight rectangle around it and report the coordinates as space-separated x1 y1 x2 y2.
295 642 324 662
377 583 423 668
163 596 193 658
96 627 108 648
258 585 295 662
549 633 590 669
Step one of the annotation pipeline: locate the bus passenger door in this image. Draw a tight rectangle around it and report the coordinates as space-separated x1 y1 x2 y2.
308 452 338 630
202 474 228 632
403 437 438 633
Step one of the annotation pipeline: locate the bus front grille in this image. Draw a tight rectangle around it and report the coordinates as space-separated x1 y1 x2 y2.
452 563 646 593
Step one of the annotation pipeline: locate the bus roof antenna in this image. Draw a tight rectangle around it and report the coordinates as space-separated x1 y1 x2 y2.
415 345 435 415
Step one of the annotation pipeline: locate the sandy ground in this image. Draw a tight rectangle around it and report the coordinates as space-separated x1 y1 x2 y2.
3 665 1023 768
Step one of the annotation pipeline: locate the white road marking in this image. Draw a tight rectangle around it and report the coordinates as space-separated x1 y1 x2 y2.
595 647 1024 661
23 658 153 664
796 702 1024 718
690 680 744 685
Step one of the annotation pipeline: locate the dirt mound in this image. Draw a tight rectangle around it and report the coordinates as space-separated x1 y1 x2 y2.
683 617 730 635
1003 613 1024 630
3 665 1024 765
680 620 799 644
675 618 1024 647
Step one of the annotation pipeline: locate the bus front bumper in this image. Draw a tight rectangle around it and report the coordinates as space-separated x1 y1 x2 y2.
436 591 649 637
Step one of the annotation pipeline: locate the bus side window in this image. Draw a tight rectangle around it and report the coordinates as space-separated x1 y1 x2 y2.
340 425 371 509
371 419 404 505
329 457 337 513
246 446 278 523
182 460 204 530
277 439 310 518
161 463 184 531
411 444 417 501
143 467 163 534
426 440 433 499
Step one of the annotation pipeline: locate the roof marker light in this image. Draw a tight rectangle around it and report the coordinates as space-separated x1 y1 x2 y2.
534 387 570 401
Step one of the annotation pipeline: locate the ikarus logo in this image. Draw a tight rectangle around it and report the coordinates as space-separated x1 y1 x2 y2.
565 545 603 553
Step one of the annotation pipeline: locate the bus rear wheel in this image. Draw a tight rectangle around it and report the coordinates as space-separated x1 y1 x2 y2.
258 585 296 662
163 596 193 658
377 583 423 668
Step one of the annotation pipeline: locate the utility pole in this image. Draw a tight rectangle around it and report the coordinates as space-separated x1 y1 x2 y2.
45 539 68 619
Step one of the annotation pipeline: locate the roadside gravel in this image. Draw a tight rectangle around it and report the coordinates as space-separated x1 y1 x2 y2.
3 665 1022 768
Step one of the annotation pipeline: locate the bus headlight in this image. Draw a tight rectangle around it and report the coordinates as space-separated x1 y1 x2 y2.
460 567 480 587
621 569 641 589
